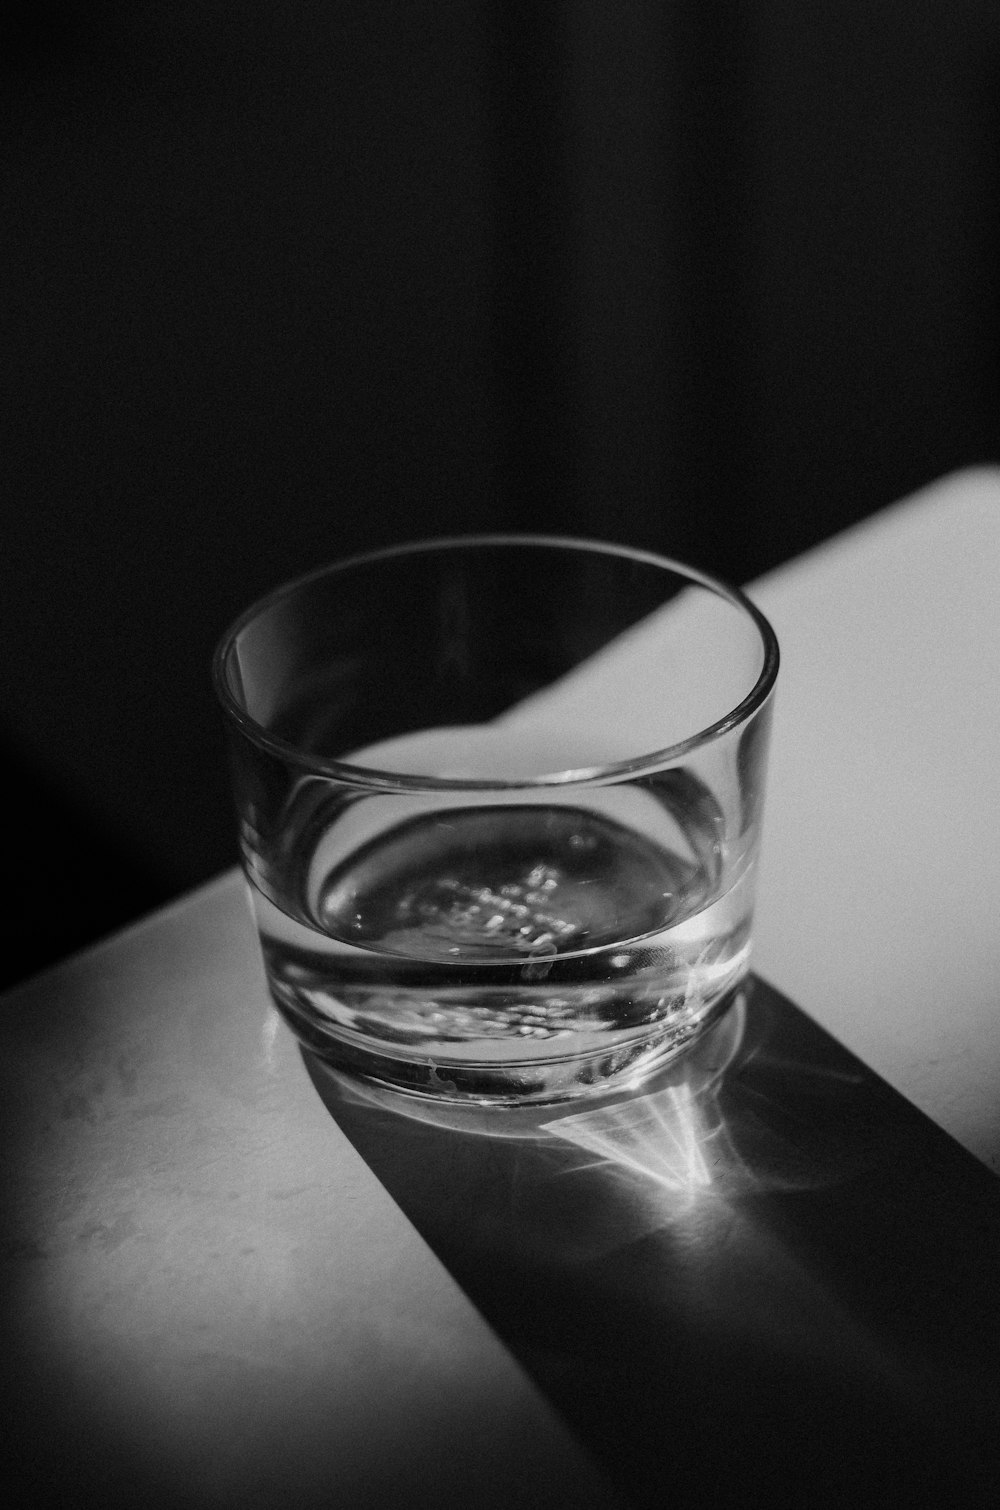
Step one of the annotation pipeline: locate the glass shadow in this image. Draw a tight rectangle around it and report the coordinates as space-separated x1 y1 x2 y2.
305 979 1000 1509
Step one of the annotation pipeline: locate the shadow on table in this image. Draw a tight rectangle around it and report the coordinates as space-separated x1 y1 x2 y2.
305 980 1000 1510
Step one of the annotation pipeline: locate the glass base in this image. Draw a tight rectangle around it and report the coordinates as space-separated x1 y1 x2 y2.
274 984 743 1108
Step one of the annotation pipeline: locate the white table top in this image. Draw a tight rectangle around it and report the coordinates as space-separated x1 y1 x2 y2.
0 875 619 1509
751 465 1000 1174
3 467 998 1506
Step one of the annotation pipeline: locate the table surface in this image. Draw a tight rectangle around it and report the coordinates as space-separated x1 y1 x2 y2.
750 466 1000 1174
3 467 999 1507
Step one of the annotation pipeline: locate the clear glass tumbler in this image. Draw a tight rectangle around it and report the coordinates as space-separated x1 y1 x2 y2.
213 536 778 1106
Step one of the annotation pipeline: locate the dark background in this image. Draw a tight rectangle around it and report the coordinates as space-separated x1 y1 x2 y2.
3 1 999 988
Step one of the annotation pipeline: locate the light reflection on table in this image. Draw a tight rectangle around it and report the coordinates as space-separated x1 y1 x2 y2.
309 979 1000 1509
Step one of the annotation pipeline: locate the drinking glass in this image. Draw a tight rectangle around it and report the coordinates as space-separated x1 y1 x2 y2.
213 536 778 1106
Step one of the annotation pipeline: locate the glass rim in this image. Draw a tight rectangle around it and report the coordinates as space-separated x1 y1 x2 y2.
212 533 780 791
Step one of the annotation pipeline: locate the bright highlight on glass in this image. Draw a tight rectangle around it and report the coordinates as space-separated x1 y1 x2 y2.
213 536 778 1106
